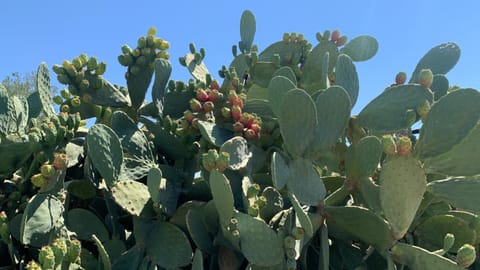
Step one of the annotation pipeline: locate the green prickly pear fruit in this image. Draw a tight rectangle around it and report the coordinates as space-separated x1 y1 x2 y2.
331 30 340 42
417 100 430 120
118 54 132 66
79 53 88 65
131 48 141 58
39 246 55 268
65 239 81 263
396 136 412 156
62 60 72 70
52 64 65 75
146 35 155 47
87 57 98 71
96 62 106 75
395 72 407 85
121 44 132 55
202 149 218 171
189 98 203 112
57 74 70 85
60 88 70 99
183 110 195 122
72 57 83 70
443 233 455 252
216 152 230 172
40 164 56 178
53 96 63 105
382 135 397 155
247 204 259 217
419 69 433 88
147 26 157 37
247 184 260 198
196 88 209 102
221 107 231 119
53 153 67 170
285 248 297 260
286 259 297 270
284 236 296 249
203 101 215 113
157 51 170 60
102 107 112 122
93 105 103 118
137 36 147 48
297 33 304 42
255 195 267 208
292 227 305 240
405 109 417 127
70 96 81 107
25 261 42 270
231 105 242 121
337 35 347 46
159 40 170 50
0 222 9 243
233 121 244 133
282 32 290 43
456 244 476 268
51 238 67 266
65 64 77 77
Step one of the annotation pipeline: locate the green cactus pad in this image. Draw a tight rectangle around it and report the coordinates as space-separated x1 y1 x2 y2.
234 212 284 266
288 192 313 238
249 61 279 88
92 234 111 270
278 88 317 157
209 170 234 227
219 136 252 170
184 53 210 83
84 73 131 107
302 41 338 92
66 208 110 242
111 180 150 216
243 99 275 118
379 155 426 240
126 64 154 110
391 242 464 270
0 84 10 136
307 86 351 157
11 95 29 134
146 221 192 269
163 90 195 118
415 214 476 251
246 84 268 100
267 76 296 117
86 124 123 188
240 10 256 52
66 180 97 199
357 84 433 133
146 167 162 202
335 54 359 107
358 176 382 214
430 74 449 100
198 120 234 147
339 35 378 62
271 152 289 190
428 178 480 213
143 119 190 160
416 89 480 162
230 54 250 79
345 136 382 180
102 239 127 263
20 193 64 246
192 248 204 270
259 187 283 222
36 63 55 117
0 138 33 178
186 208 214 253
151 59 172 115
410 42 460 84
326 206 394 251
272 66 297 85
286 157 326 206
111 245 145 270
258 41 305 65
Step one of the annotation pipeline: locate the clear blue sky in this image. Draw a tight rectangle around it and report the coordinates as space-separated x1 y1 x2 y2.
1 1 479 113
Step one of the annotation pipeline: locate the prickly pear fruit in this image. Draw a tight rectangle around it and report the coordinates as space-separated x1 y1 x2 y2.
221 107 231 119
382 135 397 155
216 152 230 172
337 35 347 46
31 174 48 188
395 72 407 85
255 196 267 208
456 244 476 268
233 121 244 133
40 164 56 178
396 136 412 156
65 239 81 263
39 246 55 269
196 89 209 102
443 233 455 252
25 261 42 270
203 101 215 113
231 105 242 121
331 30 340 42
284 236 296 249
291 227 305 240
202 149 219 171
417 100 430 120
244 129 258 140
189 99 202 112
53 153 67 170
247 204 259 217
51 238 67 266
419 69 433 88
70 96 81 107
247 183 261 198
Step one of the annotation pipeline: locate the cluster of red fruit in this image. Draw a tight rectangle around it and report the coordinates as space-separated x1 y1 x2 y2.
182 82 223 131
330 30 347 47
224 90 261 140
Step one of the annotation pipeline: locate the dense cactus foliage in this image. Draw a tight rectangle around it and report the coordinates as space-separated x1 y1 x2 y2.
1 10 480 270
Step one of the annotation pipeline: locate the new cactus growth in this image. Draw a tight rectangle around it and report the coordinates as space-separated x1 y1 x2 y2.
0 9 478 270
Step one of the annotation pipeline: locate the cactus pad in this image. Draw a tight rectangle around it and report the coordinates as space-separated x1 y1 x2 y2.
111 180 150 216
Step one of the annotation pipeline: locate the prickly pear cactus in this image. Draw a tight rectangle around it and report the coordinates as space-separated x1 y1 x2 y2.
0 9 479 270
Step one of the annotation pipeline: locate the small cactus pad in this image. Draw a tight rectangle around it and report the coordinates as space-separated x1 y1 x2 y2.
339 35 378 62
111 180 150 216
390 242 463 270
428 178 480 213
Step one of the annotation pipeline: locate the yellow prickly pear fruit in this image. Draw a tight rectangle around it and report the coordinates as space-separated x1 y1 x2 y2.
456 244 476 268
382 135 397 155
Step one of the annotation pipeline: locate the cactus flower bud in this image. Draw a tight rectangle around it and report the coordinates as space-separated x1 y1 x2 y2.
231 105 242 121
216 152 230 172
233 121 244 133
284 236 296 249
53 153 67 170
247 204 259 217
419 69 433 88
382 135 397 155
456 244 476 268
396 136 412 156
66 239 82 263
203 101 215 113
336 35 347 46
189 98 203 112
331 30 340 42
292 227 305 240
196 88 209 102
395 72 407 85
255 195 267 208
40 164 56 178
247 183 261 198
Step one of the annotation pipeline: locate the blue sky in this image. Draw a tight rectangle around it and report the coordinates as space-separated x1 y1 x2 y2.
1 1 479 113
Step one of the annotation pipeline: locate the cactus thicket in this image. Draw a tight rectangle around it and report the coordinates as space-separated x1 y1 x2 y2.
1 10 479 270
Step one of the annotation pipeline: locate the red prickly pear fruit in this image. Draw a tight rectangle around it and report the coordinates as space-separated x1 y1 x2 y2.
233 121 244 133
417 100 431 120
419 69 433 88
196 88 209 102
249 123 261 134
183 110 195 122
382 135 397 155
331 30 340 42
239 113 254 127
396 136 412 156
231 105 242 121
228 90 238 104
284 236 296 249
209 80 220 90
231 97 243 109
292 227 305 240
255 195 267 208
221 107 231 119
395 72 407 85
216 152 230 172
247 204 259 217
336 35 347 46
208 89 221 102
203 101 215 113
246 183 260 198
31 173 48 188
189 98 203 112
456 244 476 268
244 129 258 140
40 164 56 178
53 153 68 170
